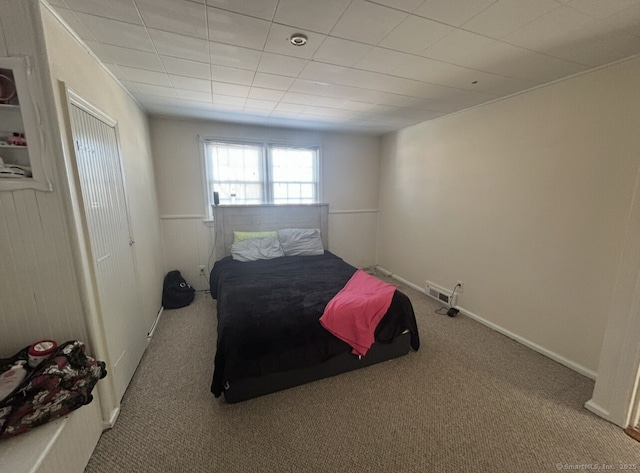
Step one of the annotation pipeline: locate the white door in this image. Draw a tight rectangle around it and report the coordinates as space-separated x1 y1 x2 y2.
68 98 145 402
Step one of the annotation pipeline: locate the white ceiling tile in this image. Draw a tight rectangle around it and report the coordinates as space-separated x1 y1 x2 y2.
175 89 212 102
462 0 561 39
73 12 154 51
52 7 96 41
263 24 325 59
457 71 538 95
248 87 285 101
567 0 640 18
337 68 412 94
288 79 335 95
207 7 271 50
414 0 496 26
489 47 588 82
301 106 355 119
63 0 141 24
103 63 128 80
136 0 207 39
281 92 321 105
119 66 172 86
161 56 211 80
273 0 350 34
421 29 495 65
244 98 278 110
148 29 209 63
47 0 70 7
312 96 346 108
133 83 177 97
211 82 250 98
367 0 426 13
85 42 164 71
325 84 397 104
169 75 211 92
58 0 640 133
251 72 295 90
274 103 305 113
210 65 255 86
601 4 640 37
206 0 279 20
330 0 408 45
354 47 415 73
503 6 596 52
392 55 448 81
379 15 453 53
432 38 523 72
340 100 375 112
117 79 139 93
381 94 446 110
312 37 373 67
212 95 247 106
243 107 272 117
257 52 308 77
299 62 349 84
210 43 262 70
545 30 640 67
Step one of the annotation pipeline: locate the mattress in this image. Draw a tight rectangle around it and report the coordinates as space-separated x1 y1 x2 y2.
209 251 420 398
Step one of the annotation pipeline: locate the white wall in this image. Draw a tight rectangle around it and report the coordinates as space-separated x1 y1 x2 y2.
0 1 88 355
150 117 381 290
378 57 640 375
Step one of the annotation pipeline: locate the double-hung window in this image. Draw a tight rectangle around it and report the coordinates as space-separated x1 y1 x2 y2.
203 140 320 212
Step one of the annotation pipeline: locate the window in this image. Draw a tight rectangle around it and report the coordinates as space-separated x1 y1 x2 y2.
204 140 319 211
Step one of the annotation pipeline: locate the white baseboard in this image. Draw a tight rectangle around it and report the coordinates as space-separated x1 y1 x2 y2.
584 400 611 420
147 306 164 341
375 266 426 294
376 266 598 380
457 306 597 379
103 406 120 431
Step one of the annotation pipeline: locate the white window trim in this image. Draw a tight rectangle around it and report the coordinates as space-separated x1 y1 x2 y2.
199 135 322 218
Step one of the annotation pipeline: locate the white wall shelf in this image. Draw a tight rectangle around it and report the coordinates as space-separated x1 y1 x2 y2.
0 56 52 191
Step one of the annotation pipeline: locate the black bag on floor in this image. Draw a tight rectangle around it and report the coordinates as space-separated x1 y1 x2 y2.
162 270 195 309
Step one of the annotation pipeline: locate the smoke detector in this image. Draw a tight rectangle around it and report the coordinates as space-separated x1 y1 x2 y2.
289 33 308 46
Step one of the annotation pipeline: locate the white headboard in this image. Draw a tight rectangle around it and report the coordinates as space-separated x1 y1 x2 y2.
212 203 329 259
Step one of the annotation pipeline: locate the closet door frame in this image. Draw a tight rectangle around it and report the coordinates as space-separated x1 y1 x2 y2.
57 83 137 427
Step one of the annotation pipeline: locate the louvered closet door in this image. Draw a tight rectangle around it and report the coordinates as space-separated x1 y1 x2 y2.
69 102 144 402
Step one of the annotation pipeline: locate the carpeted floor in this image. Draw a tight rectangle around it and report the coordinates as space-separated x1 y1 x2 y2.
84 271 638 473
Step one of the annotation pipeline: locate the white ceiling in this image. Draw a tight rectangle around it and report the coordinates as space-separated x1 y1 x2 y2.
47 0 640 134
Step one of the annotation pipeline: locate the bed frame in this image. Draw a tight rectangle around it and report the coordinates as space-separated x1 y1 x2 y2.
210 203 413 402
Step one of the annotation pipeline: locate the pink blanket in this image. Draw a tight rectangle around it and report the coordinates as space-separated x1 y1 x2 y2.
319 269 396 356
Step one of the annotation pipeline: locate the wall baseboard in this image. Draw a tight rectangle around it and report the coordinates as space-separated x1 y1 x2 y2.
147 306 164 341
376 265 598 380
457 306 597 380
584 400 610 420
103 406 120 431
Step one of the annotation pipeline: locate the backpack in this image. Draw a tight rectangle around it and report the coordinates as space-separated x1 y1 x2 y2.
0 340 106 439
162 270 195 309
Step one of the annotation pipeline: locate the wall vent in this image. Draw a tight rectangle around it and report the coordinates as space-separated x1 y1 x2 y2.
425 281 457 307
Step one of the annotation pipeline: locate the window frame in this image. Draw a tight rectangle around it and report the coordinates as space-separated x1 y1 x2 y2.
200 136 322 218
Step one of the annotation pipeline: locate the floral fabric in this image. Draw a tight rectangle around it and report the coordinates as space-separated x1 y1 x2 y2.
0 340 106 439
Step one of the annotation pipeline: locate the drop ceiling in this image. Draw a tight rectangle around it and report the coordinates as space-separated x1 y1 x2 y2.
46 0 640 134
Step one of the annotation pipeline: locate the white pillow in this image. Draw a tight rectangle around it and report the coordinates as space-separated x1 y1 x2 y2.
230 236 284 262
277 228 324 256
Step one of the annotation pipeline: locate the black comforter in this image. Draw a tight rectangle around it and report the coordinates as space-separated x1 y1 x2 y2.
209 251 419 397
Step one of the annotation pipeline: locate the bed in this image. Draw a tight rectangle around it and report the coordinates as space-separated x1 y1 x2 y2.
209 204 420 402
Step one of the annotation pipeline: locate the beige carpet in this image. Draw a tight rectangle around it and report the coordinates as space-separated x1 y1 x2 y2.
85 272 638 473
